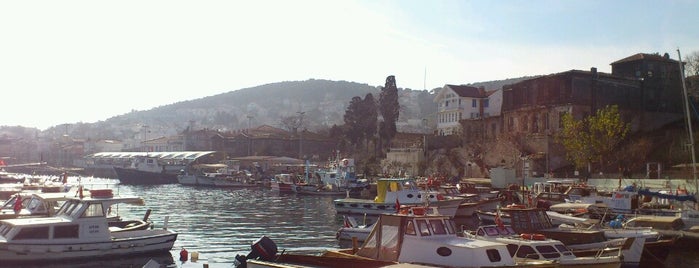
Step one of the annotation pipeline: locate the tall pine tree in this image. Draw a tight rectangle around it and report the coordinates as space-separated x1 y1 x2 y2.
379 75 400 152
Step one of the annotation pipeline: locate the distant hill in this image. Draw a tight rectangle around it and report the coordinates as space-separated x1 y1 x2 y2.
40 77 532 140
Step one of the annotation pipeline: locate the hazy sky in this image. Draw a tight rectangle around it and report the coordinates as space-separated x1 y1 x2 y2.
2 0 698 130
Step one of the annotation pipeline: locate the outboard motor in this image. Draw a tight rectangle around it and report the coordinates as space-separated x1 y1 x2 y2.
235 236 279 268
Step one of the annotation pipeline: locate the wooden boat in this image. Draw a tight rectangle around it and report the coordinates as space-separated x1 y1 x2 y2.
213 172 259 188
333 177 464 217
465 224 622 268
237 208 557 268
270 173 297 193
457 181 500 200
0 189 177 263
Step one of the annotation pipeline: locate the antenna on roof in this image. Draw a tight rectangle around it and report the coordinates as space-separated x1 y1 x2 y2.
423 66 427 91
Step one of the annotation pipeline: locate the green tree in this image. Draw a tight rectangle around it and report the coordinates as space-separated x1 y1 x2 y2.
557 105 630 173
343 96 365 147
360 93 378 152
685 50 699 77
379 75 400 151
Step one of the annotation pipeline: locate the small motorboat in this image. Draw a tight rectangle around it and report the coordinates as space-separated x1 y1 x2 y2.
0 188 177 263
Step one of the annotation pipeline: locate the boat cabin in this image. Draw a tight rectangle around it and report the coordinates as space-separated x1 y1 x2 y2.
472 225 576 261
374 178 445 204
0 192 72 220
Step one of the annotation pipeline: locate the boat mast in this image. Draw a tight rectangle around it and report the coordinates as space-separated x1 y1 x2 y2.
677 49 698 194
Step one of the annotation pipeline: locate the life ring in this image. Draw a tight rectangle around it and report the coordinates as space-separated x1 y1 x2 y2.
520 233 546 240
437 194 445 201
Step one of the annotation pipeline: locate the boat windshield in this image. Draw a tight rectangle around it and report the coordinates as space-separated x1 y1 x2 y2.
56 200 81 217
26 198 47 213
0 222 12 237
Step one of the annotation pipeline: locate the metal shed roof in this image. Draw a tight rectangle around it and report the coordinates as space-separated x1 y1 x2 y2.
86 151 218 161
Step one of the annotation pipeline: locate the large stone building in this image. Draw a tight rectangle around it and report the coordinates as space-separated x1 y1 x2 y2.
211 125 335 160
460 53 684 177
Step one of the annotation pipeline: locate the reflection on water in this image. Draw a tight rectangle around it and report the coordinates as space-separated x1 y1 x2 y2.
118 183 343 264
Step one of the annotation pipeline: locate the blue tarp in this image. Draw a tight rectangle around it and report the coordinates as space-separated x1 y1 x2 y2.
638 188 697 202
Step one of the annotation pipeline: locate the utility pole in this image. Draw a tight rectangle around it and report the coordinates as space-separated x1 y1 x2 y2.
297 111 305 159
678 49 698 195
247 115 253 156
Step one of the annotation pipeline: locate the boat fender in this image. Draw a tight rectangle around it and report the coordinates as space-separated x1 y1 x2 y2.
179 248 188 262
520 233 546 240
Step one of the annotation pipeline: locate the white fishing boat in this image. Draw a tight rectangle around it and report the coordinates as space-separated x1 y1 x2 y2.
465 225 622 268
238 207 557 268
0 188 177 263
333 177 463 217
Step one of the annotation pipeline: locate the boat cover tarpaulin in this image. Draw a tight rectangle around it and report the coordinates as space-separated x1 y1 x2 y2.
87 151 219 161
638 188 697 202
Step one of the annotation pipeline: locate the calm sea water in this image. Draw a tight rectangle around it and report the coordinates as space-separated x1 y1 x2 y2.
7 177 699 267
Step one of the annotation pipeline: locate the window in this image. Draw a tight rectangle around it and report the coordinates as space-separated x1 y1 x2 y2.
0 223 12 237
405 221 416 235
82 203 104 218
429 219 446 235
417 220 431 236
536 245 560 259
54 225 79 239
486 249 502 262
14 226 49 240
27 198 46 213
472 99 477 107
555 245 573 256
506 244 518 257
483 99 489 107
445 220 456 234
516 245 539 259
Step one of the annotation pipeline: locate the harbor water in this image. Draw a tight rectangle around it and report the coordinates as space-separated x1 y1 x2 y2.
7 177 699 267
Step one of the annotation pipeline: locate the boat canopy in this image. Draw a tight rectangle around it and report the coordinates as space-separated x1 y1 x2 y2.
638 188 697 202
87 151 219 160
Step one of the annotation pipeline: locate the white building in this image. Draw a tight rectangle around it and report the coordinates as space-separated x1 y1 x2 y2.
433 85 502 136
